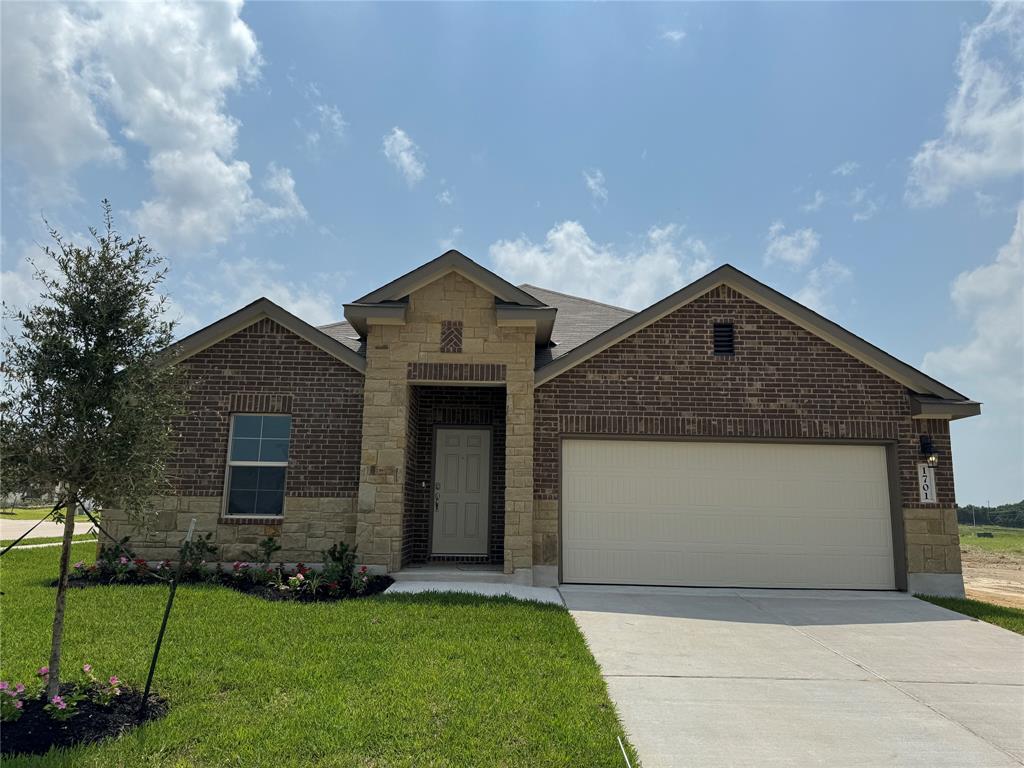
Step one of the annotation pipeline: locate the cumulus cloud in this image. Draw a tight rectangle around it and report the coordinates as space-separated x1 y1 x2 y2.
906 3 1024 207
382 127 426 187
661 28 686 44
764 221 820 269
851 185 883 222
583 168 608 205
489 221 714 309
1 1 307 250
794 258 852 314
923 202 1024 502
832 161 859 177
437 180 454 206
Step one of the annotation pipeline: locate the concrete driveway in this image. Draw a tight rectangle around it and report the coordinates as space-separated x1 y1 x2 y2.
562 586 1024 768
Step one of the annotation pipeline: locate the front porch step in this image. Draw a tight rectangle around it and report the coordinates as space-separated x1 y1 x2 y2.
391 564 531 585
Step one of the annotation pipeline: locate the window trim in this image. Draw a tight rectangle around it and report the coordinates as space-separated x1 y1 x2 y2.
221 413 292 519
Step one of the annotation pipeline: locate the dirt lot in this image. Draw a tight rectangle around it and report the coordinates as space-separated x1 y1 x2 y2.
962 548 1024 609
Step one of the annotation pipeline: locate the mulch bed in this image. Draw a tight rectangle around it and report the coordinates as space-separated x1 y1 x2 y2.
64 572 394 602
1 685 168 757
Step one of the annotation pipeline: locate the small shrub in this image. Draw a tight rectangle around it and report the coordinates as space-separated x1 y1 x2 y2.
322 541 358 592
243 537 282 568
179 532 219 574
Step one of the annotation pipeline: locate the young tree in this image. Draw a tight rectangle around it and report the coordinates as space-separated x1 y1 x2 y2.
1 201 183 697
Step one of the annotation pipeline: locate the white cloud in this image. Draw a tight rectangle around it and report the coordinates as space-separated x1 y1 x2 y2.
794 258 852 314
661 28 686 44
832 161 859 177
851 185 883 222
906 3 1024 207
298 89 347 151
183 256 341 329
923 202 1024 503
801 190 826 213
437 180 454 206
259 163 308 223
489 221 714 310
1 1 307 251
438 226 463 252
382 127 426 187
764 221 820 269
583 168 608 205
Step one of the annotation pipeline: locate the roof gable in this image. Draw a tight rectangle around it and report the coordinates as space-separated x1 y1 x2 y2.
166 298 366 374
535 264 974 405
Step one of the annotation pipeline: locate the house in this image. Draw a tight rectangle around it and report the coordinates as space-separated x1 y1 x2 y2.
101 251 980 596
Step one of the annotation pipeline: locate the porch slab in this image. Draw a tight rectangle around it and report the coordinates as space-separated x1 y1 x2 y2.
384 579 564 606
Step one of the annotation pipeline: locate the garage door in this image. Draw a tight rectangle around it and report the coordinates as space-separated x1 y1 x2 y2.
562 440 895 589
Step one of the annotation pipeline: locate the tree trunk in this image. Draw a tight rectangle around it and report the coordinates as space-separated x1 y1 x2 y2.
46 496 78 698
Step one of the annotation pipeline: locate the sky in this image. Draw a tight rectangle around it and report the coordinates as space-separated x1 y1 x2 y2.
1 1 1022 505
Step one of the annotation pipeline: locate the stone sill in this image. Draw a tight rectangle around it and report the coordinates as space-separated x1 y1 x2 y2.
220 516 284 526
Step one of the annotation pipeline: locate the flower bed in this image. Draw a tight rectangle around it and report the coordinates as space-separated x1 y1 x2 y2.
66 537 393 602
2 665 168 757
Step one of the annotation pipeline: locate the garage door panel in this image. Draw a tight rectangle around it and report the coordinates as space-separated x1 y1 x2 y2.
562 440 895 590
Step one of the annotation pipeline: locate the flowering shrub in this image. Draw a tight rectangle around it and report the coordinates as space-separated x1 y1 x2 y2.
1 663 124 724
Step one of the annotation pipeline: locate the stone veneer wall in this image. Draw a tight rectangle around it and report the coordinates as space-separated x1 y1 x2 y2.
356 271 536 575
533 285 961 587
100 317 364 563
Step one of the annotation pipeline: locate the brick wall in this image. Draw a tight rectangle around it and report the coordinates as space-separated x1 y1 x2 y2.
534 285 958 575
402 386 506 565
167 317 364 498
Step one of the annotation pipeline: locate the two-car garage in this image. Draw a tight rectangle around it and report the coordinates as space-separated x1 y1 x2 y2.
561 439 897 590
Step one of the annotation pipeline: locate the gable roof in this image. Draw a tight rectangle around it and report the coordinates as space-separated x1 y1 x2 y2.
354 249 546 306
167 298 366 374
534 264 976 406
520 284 635 367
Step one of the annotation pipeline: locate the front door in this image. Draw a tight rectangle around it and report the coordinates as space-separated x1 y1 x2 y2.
432 428 490 555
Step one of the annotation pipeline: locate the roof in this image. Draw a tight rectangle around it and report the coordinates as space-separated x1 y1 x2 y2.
518 284 634 367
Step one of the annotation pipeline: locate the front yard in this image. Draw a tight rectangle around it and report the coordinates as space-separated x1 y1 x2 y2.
1 544 635 767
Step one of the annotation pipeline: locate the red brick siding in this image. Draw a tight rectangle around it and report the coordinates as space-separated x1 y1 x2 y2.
168 318 364 498
535 286 955 508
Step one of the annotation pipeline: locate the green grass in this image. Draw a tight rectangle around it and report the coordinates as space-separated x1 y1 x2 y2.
0 507 90 521
917 595 1024 635
0 545 636 767
0 534 97 548
957 524 1024 555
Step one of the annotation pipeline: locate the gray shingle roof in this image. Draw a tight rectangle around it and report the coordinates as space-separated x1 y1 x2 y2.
316 283 633 367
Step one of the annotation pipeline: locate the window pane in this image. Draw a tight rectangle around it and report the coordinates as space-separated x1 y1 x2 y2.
232 415 263 439
230 438 260 462
259 439 290 463
229 466 260 491
262 415 292 439
254 490 284 516
257 466 286 491
227 490 257 516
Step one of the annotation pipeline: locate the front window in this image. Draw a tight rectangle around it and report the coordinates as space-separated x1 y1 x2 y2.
225 414 292 516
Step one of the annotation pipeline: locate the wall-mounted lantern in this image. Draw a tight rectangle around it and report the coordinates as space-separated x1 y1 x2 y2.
919 435 940 467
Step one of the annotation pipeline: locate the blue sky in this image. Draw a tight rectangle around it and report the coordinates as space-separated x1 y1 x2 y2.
2 2 1022 504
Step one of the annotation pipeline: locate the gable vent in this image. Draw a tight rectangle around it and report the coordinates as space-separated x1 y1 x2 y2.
713 322 735 356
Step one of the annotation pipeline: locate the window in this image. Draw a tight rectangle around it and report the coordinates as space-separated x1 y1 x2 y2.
713 322 735 356
225 414 292 517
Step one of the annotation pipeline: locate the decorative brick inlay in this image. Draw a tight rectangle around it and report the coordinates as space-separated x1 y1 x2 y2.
407 362 507 382
440 320 463 353
533 284 960 575
228 392 293 414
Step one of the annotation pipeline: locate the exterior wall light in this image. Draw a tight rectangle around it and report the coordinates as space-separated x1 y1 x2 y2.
919 435 939 467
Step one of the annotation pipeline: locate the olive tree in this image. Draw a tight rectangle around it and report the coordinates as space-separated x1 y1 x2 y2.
1 201 183 697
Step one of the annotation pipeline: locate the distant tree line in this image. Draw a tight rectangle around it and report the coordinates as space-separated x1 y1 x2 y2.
957 500 1024 528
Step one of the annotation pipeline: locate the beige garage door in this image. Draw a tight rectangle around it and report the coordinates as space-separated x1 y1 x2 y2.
562 440 895 589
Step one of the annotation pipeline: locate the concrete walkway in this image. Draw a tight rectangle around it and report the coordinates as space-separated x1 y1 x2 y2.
385 580 564 606
562 585 1024 768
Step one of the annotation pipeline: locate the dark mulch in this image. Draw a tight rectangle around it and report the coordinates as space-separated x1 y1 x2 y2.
65 572 394 602
1 685 168 757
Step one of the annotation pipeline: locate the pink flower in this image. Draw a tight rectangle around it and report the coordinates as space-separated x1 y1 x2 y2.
0 681 8 690
82 664 92 673
14 700 22 710
109 676 119 686
14 683 25 694
51 695 66 709
37 667 49 677
73 561 85 569
118 556 129 565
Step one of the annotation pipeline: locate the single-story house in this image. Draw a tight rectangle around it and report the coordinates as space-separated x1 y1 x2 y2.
102 251 980 596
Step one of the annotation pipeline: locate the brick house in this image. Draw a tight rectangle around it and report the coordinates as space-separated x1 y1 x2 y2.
101 251 980 596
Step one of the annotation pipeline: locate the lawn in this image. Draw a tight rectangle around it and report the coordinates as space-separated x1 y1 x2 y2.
957 524 1024 555
0 544 636 767
917 595 1024 636
0 534 97 548
0 508 90 521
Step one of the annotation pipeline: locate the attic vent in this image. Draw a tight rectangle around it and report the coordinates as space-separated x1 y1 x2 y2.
713 322 735 356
